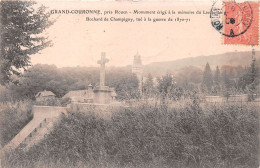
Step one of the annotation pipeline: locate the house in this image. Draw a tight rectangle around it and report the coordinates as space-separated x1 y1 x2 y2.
35 90 56 102
63 84 94 103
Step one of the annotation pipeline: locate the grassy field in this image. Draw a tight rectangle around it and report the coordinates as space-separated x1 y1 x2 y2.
1 100 259 168
0 100 33 147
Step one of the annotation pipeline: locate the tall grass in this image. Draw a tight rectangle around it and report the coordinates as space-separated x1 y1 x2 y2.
0 100 33 147
1 100 259 168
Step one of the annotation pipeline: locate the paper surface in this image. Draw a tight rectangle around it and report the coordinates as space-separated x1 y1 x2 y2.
29 0 259 67
0 0 260 167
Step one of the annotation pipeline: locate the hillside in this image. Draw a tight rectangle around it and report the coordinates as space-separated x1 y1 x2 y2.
143 51 259 76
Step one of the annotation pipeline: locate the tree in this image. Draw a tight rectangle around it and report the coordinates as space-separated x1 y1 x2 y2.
211 66 221 95
2 65 141 101
6 64 62 100
236 66 243 78
157 73 183 101
221 70 239 97
157 74 174 98
248 57 258 86
0 1 54 85
222 70 231 89
202 63 213 90
214 66 220 85
238 57 259 90
241 57 259 100
113 74 140 100
143 73 154 98
174 66 203 84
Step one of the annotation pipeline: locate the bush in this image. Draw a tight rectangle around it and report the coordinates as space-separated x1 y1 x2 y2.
2 101 259 168
34 98 61 106
60 97 71 107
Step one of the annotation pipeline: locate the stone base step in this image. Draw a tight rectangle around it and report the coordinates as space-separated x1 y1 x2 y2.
19 117 59 152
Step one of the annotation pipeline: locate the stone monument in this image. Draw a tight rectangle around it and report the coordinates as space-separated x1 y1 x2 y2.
93 52 112 104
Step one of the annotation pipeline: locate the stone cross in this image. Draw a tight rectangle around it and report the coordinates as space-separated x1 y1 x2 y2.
97 52 109 87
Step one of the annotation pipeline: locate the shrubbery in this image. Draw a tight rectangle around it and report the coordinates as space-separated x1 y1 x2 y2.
0 100 33 147
60 97 71 107
34 98 61 106
2 101 258 168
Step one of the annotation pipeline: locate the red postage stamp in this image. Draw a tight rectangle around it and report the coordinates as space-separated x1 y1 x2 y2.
224 1 259 45
211 1 259 45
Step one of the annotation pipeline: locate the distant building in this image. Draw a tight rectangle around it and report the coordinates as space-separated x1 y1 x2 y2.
35 90 56 102
63 84 94 103
132 52 143 92
63 84 118 104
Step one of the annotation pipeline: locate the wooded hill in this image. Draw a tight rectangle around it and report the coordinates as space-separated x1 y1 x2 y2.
143 51 260 76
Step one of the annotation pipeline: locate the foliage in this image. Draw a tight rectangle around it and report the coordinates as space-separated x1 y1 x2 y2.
157 74 185 101
2 56 259 102
0 1 54 85
34 98 61 106
0 100 33 147
214 66 220 85
109 72 140 100
2 64 140 101
202 63 213 91
222 71 233 89
142 73 155 98
238 58 259 92
60 97 71 107
2 101 258 168
174 66 203 85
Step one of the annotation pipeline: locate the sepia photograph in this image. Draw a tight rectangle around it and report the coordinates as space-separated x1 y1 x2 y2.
0 0 259 167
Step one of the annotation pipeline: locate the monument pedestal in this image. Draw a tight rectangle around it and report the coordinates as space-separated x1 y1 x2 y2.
93 86 112 104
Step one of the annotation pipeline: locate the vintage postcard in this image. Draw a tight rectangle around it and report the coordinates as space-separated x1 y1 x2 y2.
0 0 259 168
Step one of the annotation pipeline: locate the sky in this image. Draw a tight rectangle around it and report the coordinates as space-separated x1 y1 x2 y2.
30 1 259 67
